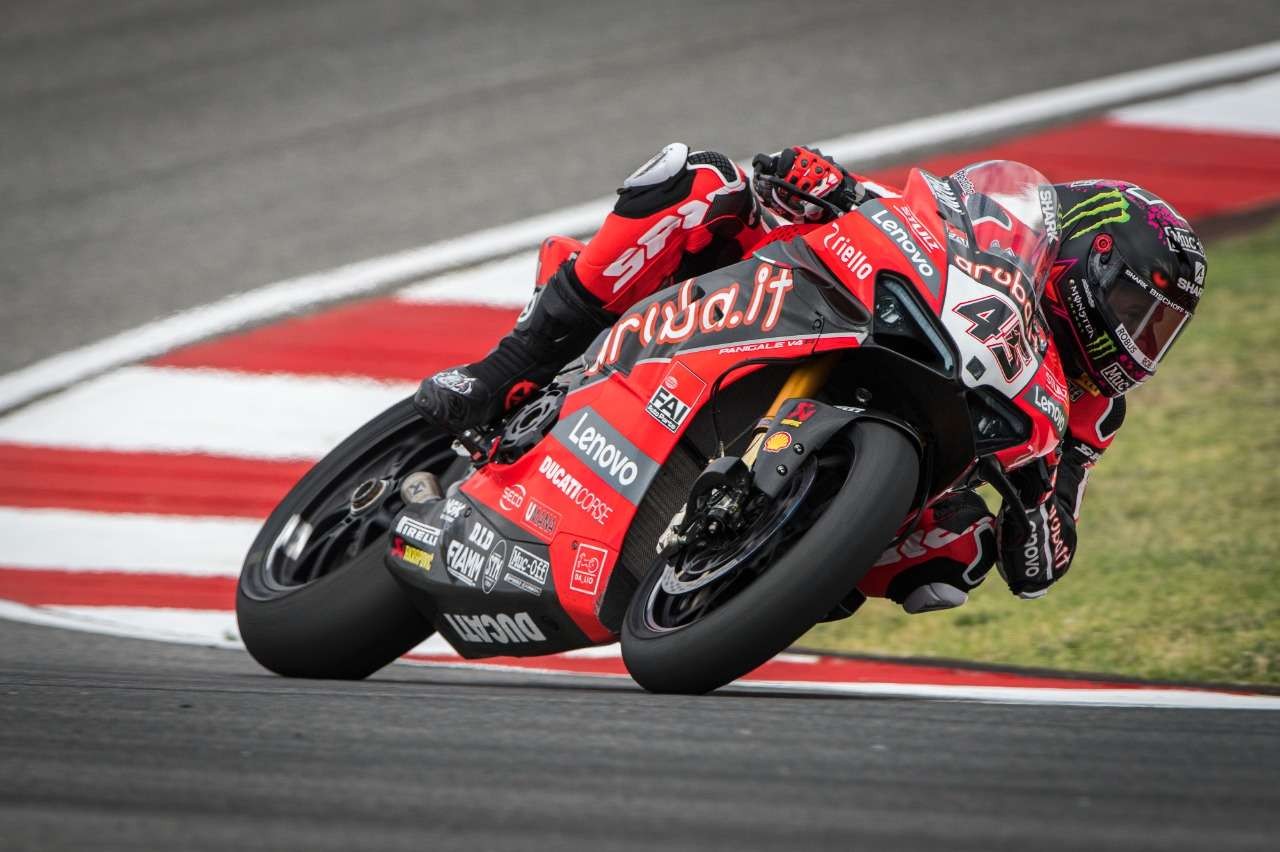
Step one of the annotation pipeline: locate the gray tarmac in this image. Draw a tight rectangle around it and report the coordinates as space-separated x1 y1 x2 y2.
4 4 1280 849
2 619 1278 852
3 0 1280 373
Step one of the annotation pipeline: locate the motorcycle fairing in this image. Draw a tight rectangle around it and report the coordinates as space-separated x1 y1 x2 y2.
386 491 596 658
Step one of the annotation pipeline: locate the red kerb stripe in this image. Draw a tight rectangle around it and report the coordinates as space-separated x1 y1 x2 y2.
151 298 519 380
0 567 236 609
0 443 311 518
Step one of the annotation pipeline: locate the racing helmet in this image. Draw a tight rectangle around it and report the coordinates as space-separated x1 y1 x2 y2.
1044 180 1206 396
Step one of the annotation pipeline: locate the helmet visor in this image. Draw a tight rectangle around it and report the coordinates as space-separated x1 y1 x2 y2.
1105 271 1191 369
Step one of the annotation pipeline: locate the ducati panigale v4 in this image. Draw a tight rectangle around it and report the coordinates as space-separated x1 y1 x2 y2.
237 160 1069 694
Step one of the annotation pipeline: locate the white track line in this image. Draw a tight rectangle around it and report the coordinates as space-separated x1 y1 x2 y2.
396 252 537 306
0 507 259 576
0 366 414 459
1 40 1277 413
1111 70 1280 135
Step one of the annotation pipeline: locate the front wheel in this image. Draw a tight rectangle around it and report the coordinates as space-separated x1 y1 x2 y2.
621 421 918 694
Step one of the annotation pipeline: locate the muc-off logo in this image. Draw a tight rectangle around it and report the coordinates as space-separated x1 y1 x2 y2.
508 545 550 586
1164 226 1204 258
1100 362 1136 392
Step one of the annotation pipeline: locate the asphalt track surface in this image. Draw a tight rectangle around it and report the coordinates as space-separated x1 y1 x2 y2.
5 0 1280 373
5 4 1280 850
2 619 1278 852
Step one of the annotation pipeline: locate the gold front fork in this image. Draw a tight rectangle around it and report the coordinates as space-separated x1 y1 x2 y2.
740 352 841 469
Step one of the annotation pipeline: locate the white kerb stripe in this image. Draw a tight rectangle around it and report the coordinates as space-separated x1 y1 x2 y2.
2 40 1277 414
0 507 259 576
396 252 538 307
0 366 414 460
1110 70 1280 136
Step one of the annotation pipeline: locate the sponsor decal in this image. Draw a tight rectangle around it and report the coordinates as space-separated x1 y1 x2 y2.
781 400 817 428
400 543 433 571
552 408 661 505
1024 383 1066 437
921 172 963 213
1039 186 1059 240
1085 333 1118 359
1122 268 1187 314
1176 277 1203 299
569 543 609 595
587 266 794 373
441 498 467 524
1040 361 1070 403
953 255 1035 327
467 522 495 551
441 612 547 645
395 516 441 548
952 294 1030 382
1100 362 1136 393
499 484 525 512
603 167 746 294
1193 260 1206 286
646 386 691 432
445 540 484 586
1066 285 1096 338
1164 226 1204 258
946 226 969 248
482 540 507 594
538 455 614 524
896 203 942 253
432 369 475 395
1021 514 1044 578
820 223 874 280
646 362 706 432
566 411 640 486
1061 190 1129 237
863 201 941 295
523 498 561 538
502 573 542 596
507 545 550 585
762 431 792 453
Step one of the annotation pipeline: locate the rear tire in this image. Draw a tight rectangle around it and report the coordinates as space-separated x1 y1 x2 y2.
236 398 459 679
621 422 917 694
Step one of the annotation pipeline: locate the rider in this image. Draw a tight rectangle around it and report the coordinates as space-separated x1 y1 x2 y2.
414 143 1208 613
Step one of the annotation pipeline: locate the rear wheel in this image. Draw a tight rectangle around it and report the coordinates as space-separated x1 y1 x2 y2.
236 398 463 679
621 421 917 694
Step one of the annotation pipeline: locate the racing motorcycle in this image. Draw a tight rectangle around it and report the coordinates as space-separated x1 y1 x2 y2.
237 159 1069 694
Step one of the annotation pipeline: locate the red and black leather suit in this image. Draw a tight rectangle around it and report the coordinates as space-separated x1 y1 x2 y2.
419 143 1128 611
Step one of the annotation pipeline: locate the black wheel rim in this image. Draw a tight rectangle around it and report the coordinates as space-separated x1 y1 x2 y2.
262 428 457 591
641 442 853 634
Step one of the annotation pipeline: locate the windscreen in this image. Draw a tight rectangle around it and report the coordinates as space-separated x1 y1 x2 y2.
950 160 1060 295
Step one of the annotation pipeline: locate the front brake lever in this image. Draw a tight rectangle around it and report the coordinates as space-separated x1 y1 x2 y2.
977 456 1034 536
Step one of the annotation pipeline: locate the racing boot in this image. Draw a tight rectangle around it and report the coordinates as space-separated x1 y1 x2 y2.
413 253 616 433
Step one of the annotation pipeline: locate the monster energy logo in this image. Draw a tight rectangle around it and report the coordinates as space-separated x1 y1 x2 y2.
1062 190 1130 237
1085 333 1118 358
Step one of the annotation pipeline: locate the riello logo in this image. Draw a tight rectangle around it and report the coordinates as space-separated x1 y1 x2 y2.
587 264 793 373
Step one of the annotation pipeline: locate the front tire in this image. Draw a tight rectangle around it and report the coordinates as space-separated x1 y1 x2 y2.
621 422 918 694
236 398 460 679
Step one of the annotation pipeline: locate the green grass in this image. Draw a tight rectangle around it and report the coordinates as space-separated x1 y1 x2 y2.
802 219 1280 685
